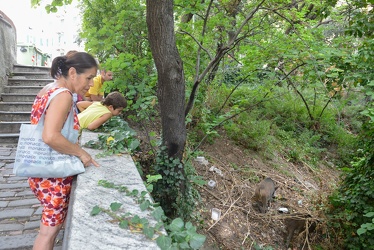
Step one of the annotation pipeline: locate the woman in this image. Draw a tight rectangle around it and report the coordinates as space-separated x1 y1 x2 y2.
28 52 100 250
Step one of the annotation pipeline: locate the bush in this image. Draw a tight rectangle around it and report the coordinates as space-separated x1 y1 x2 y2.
327 120 374 249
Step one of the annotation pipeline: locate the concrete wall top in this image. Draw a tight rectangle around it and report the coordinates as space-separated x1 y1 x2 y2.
62 131 162 250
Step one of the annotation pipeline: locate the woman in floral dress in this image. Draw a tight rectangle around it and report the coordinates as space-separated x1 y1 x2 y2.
28 52 99 250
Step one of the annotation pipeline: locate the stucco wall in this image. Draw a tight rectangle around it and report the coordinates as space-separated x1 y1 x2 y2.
0 11 17 96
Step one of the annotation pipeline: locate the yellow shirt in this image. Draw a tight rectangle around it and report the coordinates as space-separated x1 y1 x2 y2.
85 75 104 98
78 102 111 129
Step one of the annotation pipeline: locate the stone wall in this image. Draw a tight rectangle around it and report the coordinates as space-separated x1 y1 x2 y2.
62 131 163 249
0 11 17 96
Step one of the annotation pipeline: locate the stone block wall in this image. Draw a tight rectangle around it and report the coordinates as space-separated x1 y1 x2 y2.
0 11 17 96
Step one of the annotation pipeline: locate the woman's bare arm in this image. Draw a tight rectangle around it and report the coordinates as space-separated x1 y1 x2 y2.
42 92 99 167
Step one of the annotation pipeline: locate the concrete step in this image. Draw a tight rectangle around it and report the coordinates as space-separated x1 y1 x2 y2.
12 64 51 73
0 121 29 133
0 111 31 122
7 78 52 86
10 72 51 79
0 133 20 143
0 102 33 112
1 93 36 102
0 65 50 143
2 86 43 95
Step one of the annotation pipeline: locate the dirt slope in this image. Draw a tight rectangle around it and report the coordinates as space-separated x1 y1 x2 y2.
193 133 341 250
129 117 341 250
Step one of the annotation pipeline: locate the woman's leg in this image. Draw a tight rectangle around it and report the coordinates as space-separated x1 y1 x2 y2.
29 176 73 250
33 222 63 250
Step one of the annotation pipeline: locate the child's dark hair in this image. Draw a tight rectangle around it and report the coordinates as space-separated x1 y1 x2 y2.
102 92 127 110
50 52 98 79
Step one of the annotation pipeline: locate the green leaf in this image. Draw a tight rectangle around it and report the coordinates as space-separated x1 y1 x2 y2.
143 226 155 239
119 220 129 229
140 191 148 197
156 235 172 250
146 183 153 193
357 227 367 235
146 174 162 183
110 202 122 212
140 200 151 211
129 139 140 150
151 206 165 221
364 212 374 218
168 218 184 232
131 215 141 224
189 175 207 186
90 205 102 216
178 242 190 249
185 222 196 233
129 189 139 196
154 221 165 231
189 233 206 249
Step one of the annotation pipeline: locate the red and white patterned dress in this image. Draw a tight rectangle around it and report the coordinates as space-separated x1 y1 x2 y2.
28 87 80 227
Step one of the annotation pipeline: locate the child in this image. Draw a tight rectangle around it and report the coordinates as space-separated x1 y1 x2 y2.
77 91 127 130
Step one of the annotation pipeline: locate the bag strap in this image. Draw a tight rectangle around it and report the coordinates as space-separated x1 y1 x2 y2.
37 87 73 127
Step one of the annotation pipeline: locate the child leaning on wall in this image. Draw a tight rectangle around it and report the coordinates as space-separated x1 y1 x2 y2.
77 91 127 131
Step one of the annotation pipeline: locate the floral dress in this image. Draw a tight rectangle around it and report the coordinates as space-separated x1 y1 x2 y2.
28 87 80 227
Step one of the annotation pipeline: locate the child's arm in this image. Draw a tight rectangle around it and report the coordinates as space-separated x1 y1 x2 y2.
86 113 113 130
77 101 93 112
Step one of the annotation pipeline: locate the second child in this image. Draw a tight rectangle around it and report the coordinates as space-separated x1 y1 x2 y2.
77 91 127 130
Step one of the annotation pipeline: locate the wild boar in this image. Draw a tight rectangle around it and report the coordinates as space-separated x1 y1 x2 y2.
252 177 276 213
284 213 317 248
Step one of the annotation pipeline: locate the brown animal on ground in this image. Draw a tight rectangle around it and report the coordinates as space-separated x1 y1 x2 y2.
284 213 317 248
252 177 277 213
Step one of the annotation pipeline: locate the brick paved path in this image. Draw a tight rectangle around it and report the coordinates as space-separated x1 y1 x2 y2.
0 144 63 250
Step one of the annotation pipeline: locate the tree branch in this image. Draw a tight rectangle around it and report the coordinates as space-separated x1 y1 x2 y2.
185 0 267 117
178 30 212 60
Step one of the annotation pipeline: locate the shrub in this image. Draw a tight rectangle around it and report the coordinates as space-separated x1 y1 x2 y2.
327 120 374 249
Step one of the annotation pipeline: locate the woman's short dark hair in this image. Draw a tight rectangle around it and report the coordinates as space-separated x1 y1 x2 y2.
101 91 127 110
50 52 98 79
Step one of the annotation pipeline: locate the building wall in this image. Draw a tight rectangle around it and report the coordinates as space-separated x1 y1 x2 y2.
0 10 17 96
14 2 84 60
1 1 83 67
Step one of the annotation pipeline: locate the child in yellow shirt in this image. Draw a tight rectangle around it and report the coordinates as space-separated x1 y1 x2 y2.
84 69 113 101
77 91 127 130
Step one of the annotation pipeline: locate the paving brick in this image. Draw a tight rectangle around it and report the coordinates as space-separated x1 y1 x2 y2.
24 220 40 230
5 230 23 236
2 169 14 176
34 206 43 215
17 190 34 196
0 233 36 250
30 216 41 221
8 176 29 181
0 223 24 232
8 199 39 207
0 208 34 220
0 191 15 198
0 201 9 208
0 157 15 162
0 182 30 189
0 149 11 156
4 163 15 169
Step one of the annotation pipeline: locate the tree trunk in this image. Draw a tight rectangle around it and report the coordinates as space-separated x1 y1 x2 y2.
146 0 186 160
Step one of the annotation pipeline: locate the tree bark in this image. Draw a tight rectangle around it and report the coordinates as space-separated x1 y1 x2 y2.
146 0 186 160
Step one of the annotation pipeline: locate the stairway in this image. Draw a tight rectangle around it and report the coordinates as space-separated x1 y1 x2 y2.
0 64 53 143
